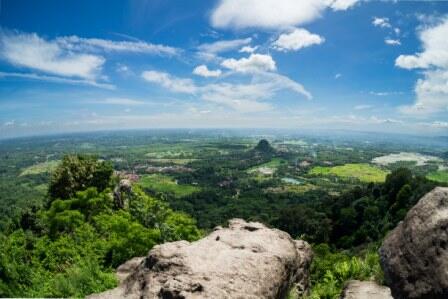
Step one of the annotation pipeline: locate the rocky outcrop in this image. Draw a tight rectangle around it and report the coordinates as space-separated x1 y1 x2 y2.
380 187 448 299
340 280 393 299
113 179 132 209
88 219 312 299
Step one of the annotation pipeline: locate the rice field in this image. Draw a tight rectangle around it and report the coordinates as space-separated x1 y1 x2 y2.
309 163 388 183
20 160 60 176
426 170 448 184
137 174 200 197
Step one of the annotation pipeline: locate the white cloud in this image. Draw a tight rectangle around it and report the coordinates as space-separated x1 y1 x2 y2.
330 0 358 11
396 18 448 69
385 38 401 46
0 31 104 80
141 69 311 112
56 36 178 56
396 17 448 114
335 73 342 79
372 17 391 28
428 121 448 128
3 120 15 126
141 70 198 94
197 38 252 54
354 104 373 110
239 45 258 53
193 65 222 77
221 54 276 73
210 0 358 30
272 28 324 52
201 83 273 112
369 91 403 96
0 71 114 89
94 98 145 105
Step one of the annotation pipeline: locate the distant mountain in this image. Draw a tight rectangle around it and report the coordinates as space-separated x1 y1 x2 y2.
254 139 275 153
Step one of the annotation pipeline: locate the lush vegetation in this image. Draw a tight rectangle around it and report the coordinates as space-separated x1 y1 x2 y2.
307 244 383 299
0 154 201 297
0 131 447 298
427 170 448 183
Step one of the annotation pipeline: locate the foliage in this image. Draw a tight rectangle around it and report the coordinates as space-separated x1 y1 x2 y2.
0 155 202 298
48 155 113 200
308 244 383 299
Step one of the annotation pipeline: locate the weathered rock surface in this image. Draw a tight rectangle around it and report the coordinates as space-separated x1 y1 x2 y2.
340 280 393 299
380 187 448 299
88 218 312 299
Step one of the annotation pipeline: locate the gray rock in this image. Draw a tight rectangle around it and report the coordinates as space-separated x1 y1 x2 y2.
380 187 448 299
88 218 313 299
340 280 393 299
113 179 132 209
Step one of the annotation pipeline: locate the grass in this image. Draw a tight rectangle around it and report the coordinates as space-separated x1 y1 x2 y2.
20 160 60 176
306 244 383 299
137 174 200 198
309 163 388 183
426 170 448 184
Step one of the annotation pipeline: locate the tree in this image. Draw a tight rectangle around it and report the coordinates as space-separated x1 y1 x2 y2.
48 155 113 200
384 168 412 204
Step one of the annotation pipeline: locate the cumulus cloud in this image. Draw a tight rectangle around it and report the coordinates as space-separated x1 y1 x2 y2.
272 28 324 52
395 18 448 69
142 70 198 94
396 17 448 114
330 0 359 11
372 17 391 28
210 0 358 29
193 65 222 77
385 38 401 46
0 31 105 80
221 54 276 73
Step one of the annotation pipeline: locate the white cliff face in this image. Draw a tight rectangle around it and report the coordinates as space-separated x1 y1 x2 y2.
88 218 313 299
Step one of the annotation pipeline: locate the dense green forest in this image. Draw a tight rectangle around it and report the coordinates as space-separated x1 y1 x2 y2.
0 131 447 298
0 155 201 297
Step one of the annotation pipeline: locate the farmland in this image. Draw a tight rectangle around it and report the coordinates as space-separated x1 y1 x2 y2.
309 163 389 183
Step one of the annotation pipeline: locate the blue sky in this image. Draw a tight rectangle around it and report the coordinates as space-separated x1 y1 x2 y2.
0 0 447 138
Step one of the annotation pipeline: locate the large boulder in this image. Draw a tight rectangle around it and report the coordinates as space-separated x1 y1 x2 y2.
88 219 312 299
340 280 393 299
380 187 448 299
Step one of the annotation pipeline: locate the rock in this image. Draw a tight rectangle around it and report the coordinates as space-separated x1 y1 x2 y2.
340 280 393 299
113 179 132 209
88 218 313 299
380 187 448 299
